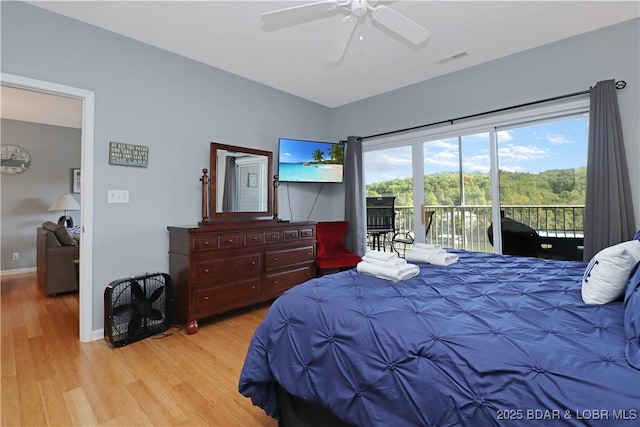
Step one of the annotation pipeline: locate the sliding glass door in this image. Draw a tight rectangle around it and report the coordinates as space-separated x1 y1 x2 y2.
364 145 415 251
422 133 492 251
364 101 588 257
496 115 588 258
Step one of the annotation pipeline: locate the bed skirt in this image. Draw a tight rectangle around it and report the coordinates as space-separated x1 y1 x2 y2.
277 384 354 427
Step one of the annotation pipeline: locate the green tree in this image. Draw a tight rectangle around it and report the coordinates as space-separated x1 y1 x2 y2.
367 167 586 207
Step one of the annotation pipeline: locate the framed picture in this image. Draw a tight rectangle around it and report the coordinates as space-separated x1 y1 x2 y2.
248 173 258 188
72 168 81 193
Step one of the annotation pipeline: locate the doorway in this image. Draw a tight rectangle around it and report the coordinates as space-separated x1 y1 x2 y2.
1 73 95 342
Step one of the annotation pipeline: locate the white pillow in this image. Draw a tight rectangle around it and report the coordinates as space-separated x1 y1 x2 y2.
582 240 640 304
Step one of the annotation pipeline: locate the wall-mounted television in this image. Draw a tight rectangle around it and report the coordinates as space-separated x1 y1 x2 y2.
277 138 344 183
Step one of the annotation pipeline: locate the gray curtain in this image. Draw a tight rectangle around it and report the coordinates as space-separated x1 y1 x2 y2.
222 156 236 212
344 136 366 255
584 79 636 259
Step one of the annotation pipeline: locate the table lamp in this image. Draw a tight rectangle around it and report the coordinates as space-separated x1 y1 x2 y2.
49 194 80 228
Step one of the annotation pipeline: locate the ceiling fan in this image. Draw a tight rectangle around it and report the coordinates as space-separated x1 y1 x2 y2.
262 0 430 63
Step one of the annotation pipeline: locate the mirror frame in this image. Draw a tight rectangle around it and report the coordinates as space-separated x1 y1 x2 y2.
209 142 273 220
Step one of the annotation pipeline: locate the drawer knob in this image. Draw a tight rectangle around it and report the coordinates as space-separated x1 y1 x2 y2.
253 236 258 240
251 285 256 290
273 280 278 285
203 241 209 246
203 296 209 301
273 257 279 262
204 268 209 273
251 261 256 266
228 239 234 243
306 252 311 256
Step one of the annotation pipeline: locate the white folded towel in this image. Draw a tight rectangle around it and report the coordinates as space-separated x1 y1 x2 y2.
405 250 459 266
410 246 446 255
356 261 420 282
414 243 442 250
363 250 398 262
362 255 407 267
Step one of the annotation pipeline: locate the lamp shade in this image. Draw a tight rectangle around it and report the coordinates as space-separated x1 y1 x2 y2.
49 194 80 212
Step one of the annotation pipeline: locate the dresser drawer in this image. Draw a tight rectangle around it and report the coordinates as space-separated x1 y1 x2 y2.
299 227 314 239
245 231 264 246
192 278 261 317
192 235 218 252
264 230 281 243
284 229 299 240
219 232 242 249
266 245 315 270
192 253 261 283
265 266 315 294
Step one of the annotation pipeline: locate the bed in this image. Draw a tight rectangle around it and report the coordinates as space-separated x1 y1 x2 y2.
239 250 640 426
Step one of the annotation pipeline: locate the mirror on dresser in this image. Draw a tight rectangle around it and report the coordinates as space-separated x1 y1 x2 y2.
208 142 273 220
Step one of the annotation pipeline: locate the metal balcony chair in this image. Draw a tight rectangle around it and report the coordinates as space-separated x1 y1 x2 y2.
391 210 435 256
366 197 396 251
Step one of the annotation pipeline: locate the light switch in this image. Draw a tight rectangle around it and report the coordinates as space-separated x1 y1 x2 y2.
108 190 129 203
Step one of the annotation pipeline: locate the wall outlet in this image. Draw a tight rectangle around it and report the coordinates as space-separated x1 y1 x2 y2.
12 252 19 260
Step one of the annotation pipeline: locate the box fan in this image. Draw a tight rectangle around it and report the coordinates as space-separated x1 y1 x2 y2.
104 272 174 347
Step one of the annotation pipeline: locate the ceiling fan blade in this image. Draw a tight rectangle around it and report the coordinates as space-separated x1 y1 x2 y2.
262 0 340 31
327 15 358 63
371 5 430 44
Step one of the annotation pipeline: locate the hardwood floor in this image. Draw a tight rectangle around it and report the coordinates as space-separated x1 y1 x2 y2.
1 272 278 426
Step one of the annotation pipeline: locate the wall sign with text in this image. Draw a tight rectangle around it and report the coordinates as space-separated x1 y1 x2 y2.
109 142 149 167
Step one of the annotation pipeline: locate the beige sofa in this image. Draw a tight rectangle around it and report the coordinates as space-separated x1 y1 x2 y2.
36 222 79 296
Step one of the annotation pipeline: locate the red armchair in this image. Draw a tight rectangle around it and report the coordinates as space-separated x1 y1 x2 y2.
316 221 362 276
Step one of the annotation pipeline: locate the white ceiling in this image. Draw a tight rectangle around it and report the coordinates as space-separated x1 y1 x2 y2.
23 1 640 108
0 86 83 128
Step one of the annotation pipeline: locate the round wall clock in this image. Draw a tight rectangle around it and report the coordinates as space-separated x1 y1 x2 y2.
1 144 32 175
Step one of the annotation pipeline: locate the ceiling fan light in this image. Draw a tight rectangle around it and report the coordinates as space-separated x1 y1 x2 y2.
351 0 368 17
263 0 432 63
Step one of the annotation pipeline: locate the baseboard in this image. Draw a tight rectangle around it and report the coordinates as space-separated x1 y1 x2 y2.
1 267 37 276
91 328 104 342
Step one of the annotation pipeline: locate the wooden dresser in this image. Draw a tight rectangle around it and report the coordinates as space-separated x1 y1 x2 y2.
168 220 316 334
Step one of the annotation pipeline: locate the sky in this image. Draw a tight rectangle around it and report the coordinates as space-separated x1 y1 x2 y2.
365 116 588 184
279 138 339 163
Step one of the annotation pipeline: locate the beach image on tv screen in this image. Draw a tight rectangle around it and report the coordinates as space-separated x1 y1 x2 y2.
279 139 344 182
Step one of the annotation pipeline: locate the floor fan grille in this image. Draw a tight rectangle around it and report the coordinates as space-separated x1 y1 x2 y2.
104 272 174 347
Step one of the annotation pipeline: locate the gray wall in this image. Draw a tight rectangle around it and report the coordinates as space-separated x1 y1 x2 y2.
331 18 640 228
1 2 335 330
1 119 81 270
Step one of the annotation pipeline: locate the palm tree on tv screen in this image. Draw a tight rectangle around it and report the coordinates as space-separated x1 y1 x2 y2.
330 144 344 164
312 149 324 163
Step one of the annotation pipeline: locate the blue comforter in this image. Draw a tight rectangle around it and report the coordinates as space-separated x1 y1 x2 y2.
239 251 640 426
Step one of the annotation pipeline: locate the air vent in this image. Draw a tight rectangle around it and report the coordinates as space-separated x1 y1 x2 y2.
437 51 468 65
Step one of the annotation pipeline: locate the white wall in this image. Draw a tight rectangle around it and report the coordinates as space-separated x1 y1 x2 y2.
331 18 640 228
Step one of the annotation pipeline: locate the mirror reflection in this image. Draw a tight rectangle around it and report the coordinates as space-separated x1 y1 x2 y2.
210 143 273 218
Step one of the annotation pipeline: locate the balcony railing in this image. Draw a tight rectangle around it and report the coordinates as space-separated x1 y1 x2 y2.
369 205 585 253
